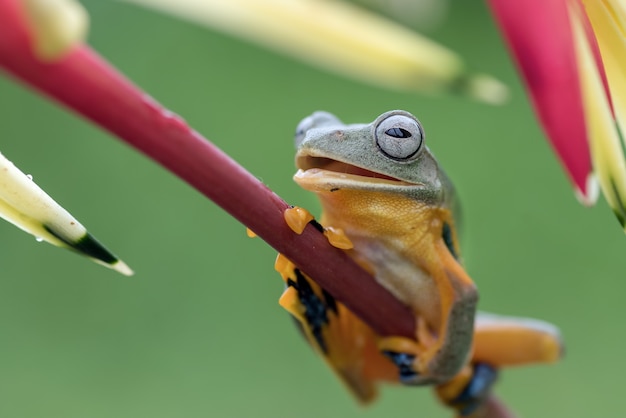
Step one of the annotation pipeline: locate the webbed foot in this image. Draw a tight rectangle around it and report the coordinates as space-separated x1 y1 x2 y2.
377 316 444 385
381 350 420 385
283 206 353 249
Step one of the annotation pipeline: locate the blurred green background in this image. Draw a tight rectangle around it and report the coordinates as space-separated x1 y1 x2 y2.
0 1 624 417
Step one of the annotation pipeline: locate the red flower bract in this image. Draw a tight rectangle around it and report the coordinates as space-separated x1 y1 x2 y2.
488 0 595 203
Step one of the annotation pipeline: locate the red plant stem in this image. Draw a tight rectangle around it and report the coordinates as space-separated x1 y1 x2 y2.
470 395 518 418
0 0 415 338
0 4 522 417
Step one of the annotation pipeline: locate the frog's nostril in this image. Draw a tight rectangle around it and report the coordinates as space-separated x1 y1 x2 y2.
331 130 345 140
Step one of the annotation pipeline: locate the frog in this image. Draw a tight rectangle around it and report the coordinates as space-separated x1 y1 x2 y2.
276 110 563 415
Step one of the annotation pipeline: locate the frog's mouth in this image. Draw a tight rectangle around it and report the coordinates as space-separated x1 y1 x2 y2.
295 155 415 187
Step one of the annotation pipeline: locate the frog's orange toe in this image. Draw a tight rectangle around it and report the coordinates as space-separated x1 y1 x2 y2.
274 254 296 281
378 336 426 383
284 206 315 234
323 226 354 249
279 286 305 320
378 336 422 355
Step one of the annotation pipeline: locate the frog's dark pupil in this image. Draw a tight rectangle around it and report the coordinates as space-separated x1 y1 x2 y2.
385 127 412 138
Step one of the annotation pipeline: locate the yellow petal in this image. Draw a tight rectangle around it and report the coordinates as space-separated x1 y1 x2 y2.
570 2 626 228
120 0 507 104
22 0 89 61
582 0 626 146
0 152 132 275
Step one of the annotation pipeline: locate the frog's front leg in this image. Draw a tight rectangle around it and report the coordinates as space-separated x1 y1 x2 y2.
379 238 478 385
284 206 354 249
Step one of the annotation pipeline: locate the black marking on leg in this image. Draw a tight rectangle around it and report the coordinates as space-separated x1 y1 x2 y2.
287 269 331 353
382 351 420 384
441 222 458 260
44 226 118 264
330 188 340 192
285 279 312 342
310 219 325 233
451 363 498 416
322 289 338 314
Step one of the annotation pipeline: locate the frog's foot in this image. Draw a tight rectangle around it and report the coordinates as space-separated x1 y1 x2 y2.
284 206 315 234
436 363 499 417
378 317 445 384
278 265 337 354
284 206 353 249
381 351 419 384
378 335 432 385
322 226 353 249
278 285 305 321
275 253 296 282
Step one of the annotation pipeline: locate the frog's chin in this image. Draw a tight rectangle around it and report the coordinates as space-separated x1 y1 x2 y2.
294 168 419 192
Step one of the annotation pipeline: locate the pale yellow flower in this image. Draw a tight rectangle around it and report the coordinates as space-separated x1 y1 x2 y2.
121 0 507 104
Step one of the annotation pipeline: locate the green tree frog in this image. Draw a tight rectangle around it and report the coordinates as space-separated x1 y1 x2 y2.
276 110 563 415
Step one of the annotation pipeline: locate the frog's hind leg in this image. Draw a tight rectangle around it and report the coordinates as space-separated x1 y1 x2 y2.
435 311 562 416
378 237 478 385
279 268 336 353
472 311 563 367
276 254 396 404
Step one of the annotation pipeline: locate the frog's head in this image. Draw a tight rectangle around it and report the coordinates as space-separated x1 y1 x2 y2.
293 110 444 201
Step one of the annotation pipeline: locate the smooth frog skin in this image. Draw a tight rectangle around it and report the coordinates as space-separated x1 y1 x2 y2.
292 110 476 384
276 110 563 413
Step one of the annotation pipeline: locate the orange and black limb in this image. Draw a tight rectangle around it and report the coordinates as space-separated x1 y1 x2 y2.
286 268 336 352
446 363 498 416
382 351 420 385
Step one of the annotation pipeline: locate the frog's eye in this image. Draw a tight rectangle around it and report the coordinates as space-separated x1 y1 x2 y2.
295 115 315 148
295 112 344 148
374 114 423 161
